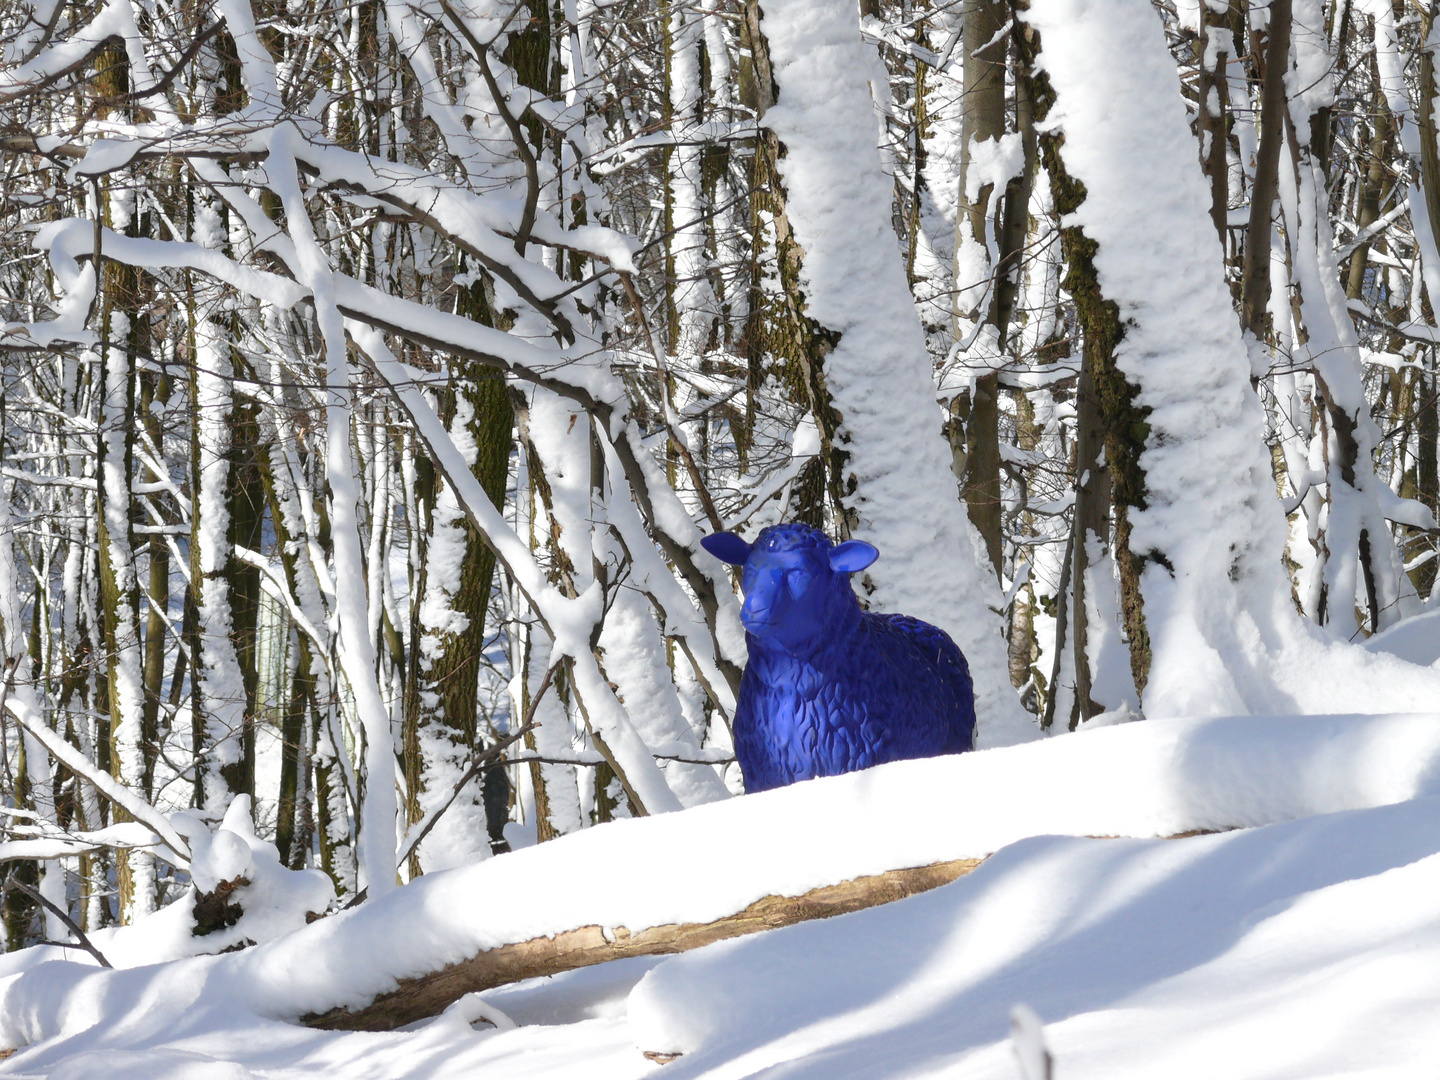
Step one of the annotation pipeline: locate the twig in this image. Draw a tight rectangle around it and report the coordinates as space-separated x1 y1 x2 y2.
116 19 228 102
3 872 112 968
439 0 538 256
617 272 726 533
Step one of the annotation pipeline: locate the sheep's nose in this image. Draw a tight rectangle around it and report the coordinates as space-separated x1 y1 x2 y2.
740 594 771 626
740 576 779 628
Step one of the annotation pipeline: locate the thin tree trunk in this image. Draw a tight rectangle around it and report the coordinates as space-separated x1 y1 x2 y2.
954 0 1010 574
95 40 154 922
139 372 167 801
1240 0 1292 340
224 372 267 798
1069 360 1112 726
1345 88 1389 301
1195 2 1235 246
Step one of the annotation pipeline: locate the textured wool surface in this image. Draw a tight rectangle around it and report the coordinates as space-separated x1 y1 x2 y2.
703 525 976 792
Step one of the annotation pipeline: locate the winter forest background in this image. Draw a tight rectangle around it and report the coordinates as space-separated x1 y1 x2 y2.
4 0 1440 958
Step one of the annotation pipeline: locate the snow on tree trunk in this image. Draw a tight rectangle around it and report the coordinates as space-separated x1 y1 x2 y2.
189 314 250 812
409 379 508 871
0 488 65 939
267 128 400 899
1022 0 1440 716
597 587 729 807
755 0 1033 746
98 327 154 920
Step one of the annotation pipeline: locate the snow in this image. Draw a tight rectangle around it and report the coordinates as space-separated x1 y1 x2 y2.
963 133 1024 204
8 712 1440 1079
0 799 335 974
12 0 1440 1075
191 312 250 811
1365 609 1440 667
628 797 1440 1078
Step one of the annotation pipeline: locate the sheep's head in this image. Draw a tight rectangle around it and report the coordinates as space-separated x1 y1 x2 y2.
701 524 879 654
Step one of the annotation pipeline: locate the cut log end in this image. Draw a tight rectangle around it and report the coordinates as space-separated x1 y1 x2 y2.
303 856 985 1032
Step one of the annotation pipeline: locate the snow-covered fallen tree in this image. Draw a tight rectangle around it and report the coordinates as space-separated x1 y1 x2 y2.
4 711 1440 1050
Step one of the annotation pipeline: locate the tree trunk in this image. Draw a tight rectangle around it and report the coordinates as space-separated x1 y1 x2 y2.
1345 88 1390 301
139 371 167 801
1195 2 1235 246
404 270 514 871
186 309 252 811
1239 0 1292 340
1069 359 1112 726
95 39 154 923
954 0 1011 574
738 0 848 533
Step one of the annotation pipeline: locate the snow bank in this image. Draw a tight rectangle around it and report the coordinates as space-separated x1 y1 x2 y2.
4 711 1440 1062
1364 609 1440 667
0 798 334 977
628 795 1440 1078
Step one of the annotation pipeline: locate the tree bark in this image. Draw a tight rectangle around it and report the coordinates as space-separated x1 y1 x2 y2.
1239 0 1292 340
95 39 154 922
139 371 167 802
1345 88 1390 301
222 377 266 799
1069 359 1112 726
403 270 515 870
1195 2 1235 246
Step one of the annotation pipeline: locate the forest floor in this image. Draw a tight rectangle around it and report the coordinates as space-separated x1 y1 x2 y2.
3 710 1439 1079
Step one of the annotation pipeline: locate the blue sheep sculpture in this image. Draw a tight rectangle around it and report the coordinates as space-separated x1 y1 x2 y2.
701 523 976 792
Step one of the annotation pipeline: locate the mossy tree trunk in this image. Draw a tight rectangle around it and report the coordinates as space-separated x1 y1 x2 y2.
403 270 516 872
738 0 848 533
1021 12 1154 700
223 372 267 799
95 39 155 923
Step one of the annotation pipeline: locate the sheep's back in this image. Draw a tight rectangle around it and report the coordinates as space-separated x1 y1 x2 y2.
734 612 976 792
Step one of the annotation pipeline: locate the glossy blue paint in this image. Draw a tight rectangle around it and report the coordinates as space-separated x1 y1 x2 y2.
701 524 976 793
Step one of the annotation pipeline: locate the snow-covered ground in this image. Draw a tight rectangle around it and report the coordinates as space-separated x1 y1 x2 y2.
5 712 1440 1079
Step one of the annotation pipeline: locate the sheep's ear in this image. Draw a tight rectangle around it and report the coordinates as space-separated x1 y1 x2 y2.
829 540 878 573
700 531 753 565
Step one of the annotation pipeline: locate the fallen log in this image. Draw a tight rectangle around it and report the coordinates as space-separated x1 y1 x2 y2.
303 856 984 1031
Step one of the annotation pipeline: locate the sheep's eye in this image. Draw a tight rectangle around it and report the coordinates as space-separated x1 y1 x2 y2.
786 569 812 597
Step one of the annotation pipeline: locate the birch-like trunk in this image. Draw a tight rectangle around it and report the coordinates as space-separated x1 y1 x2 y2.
95 39 154 918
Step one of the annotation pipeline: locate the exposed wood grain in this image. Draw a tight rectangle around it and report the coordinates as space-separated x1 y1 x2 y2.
304 856 984 1032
